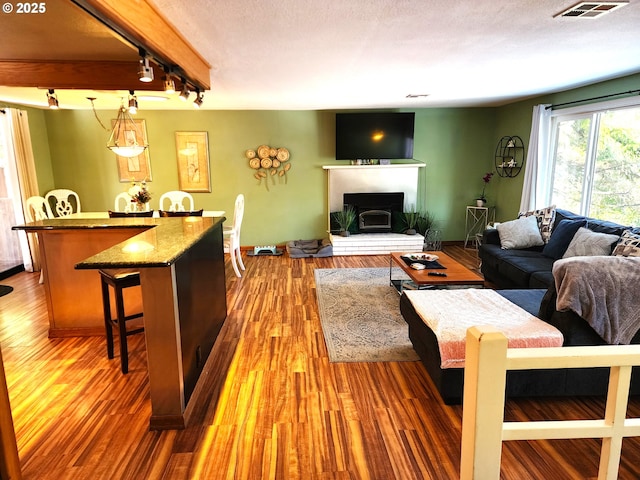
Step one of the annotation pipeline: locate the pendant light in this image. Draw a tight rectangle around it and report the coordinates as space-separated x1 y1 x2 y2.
106 103 147 158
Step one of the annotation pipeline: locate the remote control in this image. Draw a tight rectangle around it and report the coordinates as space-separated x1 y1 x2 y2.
410 262 426 270
428 271 447 277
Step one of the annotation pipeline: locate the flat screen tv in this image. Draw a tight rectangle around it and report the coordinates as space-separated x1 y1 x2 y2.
335 112 414 160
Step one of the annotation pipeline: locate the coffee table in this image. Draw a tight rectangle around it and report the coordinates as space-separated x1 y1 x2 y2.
389 251 484 293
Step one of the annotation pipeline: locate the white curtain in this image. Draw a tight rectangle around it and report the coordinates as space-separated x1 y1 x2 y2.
6 109 41 272
519 104 552 212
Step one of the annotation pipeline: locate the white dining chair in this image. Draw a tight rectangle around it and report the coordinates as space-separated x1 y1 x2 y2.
25 196 49 222
114 192 151 212
45 189 81 217
25 196 49 284
158 191 194 212
223 194 245 278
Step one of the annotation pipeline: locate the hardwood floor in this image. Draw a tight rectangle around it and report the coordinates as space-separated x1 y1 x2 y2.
1 244 640 479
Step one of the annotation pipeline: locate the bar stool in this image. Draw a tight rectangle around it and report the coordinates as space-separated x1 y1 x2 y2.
99 269 144 374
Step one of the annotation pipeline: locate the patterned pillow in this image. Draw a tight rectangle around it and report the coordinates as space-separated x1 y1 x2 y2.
563 227 620 258
518 204 556 243
612 230 640 257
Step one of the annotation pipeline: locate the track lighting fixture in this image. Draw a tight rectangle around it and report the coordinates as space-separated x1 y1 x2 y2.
128 90 138 114
179 79 190 101
47 89 59 109
138 55 154 82
163 74 176 94
193 89 204 108
106 102 148 158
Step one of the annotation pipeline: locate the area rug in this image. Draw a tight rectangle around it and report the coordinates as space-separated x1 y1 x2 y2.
314 267 419 362
0 285 13 297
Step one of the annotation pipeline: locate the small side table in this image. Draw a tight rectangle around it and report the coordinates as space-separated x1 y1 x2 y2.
464 206 495 249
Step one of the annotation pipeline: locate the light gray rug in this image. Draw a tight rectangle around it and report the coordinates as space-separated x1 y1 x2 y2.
314 267 419 362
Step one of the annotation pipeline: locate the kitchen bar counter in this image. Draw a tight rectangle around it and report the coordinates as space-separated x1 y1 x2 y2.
14 216 228 429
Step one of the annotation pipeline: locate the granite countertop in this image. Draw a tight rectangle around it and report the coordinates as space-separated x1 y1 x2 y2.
14 216 226 269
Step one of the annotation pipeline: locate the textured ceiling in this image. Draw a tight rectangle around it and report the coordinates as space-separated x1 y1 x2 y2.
1 0 639 110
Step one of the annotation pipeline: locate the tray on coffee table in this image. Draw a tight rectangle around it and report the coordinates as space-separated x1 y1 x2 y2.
389 251 484 292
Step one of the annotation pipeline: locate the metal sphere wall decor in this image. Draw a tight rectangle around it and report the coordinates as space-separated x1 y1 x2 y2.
245 145 291 191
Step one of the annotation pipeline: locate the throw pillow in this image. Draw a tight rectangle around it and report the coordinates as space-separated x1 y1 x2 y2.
542 218 587 260
563 227 620 258
497 215 544 250
518 204 556 243
612 230 640 257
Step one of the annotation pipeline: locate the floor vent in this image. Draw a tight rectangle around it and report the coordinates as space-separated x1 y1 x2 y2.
556 1 628 18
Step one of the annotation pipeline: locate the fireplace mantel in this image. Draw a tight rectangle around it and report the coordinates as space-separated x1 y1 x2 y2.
323 163 425 214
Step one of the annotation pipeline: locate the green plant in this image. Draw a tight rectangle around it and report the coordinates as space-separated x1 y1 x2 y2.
403 209 420 231
333 206 356 232
416 211 435 236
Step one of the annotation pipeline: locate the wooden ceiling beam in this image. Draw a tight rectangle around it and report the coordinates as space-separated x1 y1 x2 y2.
73 0 211 91
0 60 177 91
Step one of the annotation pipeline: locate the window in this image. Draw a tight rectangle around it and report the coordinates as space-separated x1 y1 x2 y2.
548 99 640 226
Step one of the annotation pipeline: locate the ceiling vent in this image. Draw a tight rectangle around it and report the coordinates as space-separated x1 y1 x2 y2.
556 2 628 18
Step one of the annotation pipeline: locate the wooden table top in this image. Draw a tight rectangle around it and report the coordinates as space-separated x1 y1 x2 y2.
390 251 484 286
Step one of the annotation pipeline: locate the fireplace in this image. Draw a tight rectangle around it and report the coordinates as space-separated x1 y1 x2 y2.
343 192 404 233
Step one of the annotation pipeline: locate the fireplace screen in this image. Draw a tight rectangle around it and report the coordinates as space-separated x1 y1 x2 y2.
359 209 392 231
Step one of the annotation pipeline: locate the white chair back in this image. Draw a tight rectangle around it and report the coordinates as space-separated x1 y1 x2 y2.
224 194 245 277
231 193 244 238
25 196 49 222
114 192 151 212
114 192 133 212
45 189 81 217
159 191 194 212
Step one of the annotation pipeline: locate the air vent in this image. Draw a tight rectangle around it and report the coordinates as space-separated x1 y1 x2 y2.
556 2 628 18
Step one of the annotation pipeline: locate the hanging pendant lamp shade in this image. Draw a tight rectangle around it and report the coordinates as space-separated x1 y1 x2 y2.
106 105 148 158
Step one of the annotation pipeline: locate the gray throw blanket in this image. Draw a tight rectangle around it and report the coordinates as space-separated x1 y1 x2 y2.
553 256 640 344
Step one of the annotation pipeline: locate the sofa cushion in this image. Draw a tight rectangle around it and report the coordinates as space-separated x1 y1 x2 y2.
497 289 547 316
554 209 631 236
498 254 555 288
497 215 544 249
518 204 556 243
542 218 586 260
563 227 620 258
612 230 640 257
529 270 554 289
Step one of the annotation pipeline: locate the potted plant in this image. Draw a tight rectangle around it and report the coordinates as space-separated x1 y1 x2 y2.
403 207 420 235
477 172 493 206
416 211 435 236
333 206 356 236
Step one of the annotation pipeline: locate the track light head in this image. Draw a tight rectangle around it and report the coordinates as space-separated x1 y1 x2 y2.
179 81 190 101
193 89 204 109
163 74 176 94
47 89 59 109
138 57 154 82
128 90 138 114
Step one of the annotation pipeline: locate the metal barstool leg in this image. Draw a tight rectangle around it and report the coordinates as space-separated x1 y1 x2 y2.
115 284 129 374
101 277 115 360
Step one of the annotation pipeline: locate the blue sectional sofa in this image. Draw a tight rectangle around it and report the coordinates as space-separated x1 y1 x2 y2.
478 208 636 289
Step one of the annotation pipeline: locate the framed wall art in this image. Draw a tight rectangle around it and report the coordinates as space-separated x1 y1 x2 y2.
114 119 152 182
175 131 211 192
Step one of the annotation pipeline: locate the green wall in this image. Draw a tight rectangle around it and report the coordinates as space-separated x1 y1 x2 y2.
33 71 640 245
41 107 496 243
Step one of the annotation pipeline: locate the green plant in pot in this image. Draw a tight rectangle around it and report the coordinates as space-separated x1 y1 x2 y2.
416 211 435 236
334 206 356 237
403 208 420 235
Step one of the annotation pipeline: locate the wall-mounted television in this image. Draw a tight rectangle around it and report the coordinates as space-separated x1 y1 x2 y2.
335 112 415 160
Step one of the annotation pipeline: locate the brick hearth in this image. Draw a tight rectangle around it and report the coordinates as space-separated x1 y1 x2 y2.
330 233 424 255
